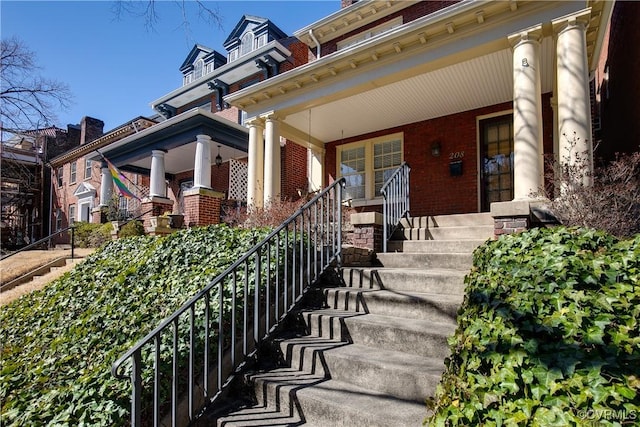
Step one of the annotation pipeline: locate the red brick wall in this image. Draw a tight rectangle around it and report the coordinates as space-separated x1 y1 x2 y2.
281 141 309 199
598 1 640 158
326 96 554 217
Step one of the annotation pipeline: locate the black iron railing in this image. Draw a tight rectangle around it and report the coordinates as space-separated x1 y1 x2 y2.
0 225 76 261
111 178 345 426
380 162 410 252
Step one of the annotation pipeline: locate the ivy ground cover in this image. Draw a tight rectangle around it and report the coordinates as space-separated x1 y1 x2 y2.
0 225 273 426
427 227 640 426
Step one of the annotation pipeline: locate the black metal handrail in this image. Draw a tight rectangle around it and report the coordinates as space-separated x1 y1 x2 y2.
111 178 346 426
0 225 76 261
380 162 410 252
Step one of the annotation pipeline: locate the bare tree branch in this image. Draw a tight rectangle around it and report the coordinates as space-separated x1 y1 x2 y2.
0 36 73 131
110 0 223 36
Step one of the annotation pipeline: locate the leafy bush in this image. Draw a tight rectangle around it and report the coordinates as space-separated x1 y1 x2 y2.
117 219 145 238
535 138 640 238
0 224 278 426
426 227 640 426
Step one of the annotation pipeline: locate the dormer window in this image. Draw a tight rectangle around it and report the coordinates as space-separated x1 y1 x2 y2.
183 73 193 86
194 59 204 79
240 32 254 56
228 49 238 62
256 34 268 49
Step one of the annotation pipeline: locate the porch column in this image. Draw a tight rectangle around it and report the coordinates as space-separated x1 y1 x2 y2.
553 10 593 186
247 118 264 209
149 149 167 197
509 26 544 200
99 163 113 206
263 114 281 206
193 134 212 189
308 147 325 193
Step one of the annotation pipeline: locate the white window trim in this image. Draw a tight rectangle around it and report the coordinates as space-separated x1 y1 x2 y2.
336 132 404 206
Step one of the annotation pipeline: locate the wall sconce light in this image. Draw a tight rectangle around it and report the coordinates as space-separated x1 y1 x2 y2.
431 141 441 157
215 145 222 167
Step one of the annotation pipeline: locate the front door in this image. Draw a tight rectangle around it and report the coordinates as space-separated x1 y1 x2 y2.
480 115 514 212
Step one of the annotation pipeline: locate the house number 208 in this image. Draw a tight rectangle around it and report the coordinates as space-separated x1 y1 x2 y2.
449 151 465 160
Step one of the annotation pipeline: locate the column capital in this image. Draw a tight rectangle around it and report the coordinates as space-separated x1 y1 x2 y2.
196 134 212 142
261 111 283 122
508 24 543 48
245 117 265 128
552 8 591 35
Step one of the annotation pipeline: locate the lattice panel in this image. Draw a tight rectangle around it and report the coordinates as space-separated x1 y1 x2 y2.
228 159 248 201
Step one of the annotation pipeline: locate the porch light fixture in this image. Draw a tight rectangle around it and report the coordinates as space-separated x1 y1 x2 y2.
431 142 441 157
215 145 222 167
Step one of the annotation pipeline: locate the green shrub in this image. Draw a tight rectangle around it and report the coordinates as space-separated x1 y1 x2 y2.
426 227 640 426
71 221 104 248
117 220 145 238
0 224 285 426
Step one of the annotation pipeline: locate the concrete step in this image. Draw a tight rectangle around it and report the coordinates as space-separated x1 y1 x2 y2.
339 267 467 294
387 239 488 253
393 225 494 241
375 252 473 270
400 212 494 228
298 310 455 359
323 288 462 323
278 339 444 401
242 368 427 427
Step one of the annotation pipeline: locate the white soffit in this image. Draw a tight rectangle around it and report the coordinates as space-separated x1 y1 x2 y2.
285 36 554 142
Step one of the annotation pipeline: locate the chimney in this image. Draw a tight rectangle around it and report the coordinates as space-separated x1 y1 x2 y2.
341 0 359 8
80 116 104 145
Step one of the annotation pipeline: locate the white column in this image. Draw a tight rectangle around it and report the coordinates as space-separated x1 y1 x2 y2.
149 149 167 198
509 26 544 200
308 148 325 193
99 164 113 206
263 115 281 206
247 119 264 209
193 134 212 189
554 11 593 186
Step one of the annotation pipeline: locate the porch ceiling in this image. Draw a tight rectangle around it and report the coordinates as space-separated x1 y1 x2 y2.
283 39 554 143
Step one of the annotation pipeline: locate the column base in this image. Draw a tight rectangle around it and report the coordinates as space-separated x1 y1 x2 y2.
183 187 224 227
140 197 174 230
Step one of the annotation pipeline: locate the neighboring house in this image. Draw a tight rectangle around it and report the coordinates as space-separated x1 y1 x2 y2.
48 116 157 243
50 1 635 244
80 15 312 230
0 125 80 250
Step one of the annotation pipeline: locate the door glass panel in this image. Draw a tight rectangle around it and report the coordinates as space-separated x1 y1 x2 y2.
481 116 514 211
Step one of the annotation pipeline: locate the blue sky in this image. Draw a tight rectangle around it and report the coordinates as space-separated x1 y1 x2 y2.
1 1 339 132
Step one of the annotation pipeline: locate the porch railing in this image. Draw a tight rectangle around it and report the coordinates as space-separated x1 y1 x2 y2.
380 162 410 252
111 178 346 426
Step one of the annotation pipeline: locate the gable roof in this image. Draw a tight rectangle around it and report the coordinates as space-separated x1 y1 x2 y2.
223 15 288 48
179 44 214 72
224 15 269 46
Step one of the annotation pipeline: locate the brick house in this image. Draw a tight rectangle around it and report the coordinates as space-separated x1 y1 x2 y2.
225 0 623 238
50 1 636 244
1 123 85 249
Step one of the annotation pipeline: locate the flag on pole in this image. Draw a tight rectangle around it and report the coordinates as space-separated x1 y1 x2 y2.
104 158 140 200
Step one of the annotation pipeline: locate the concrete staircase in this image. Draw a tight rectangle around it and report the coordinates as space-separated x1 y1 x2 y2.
206 213 493 427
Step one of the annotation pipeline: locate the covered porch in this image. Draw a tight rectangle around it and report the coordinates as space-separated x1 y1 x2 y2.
225 0 612 230
87 108 249 230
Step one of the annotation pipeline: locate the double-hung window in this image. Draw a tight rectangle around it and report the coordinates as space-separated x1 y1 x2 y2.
68 204 76 224
84 159 92 179
337 133 403 203
70 161 77 184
